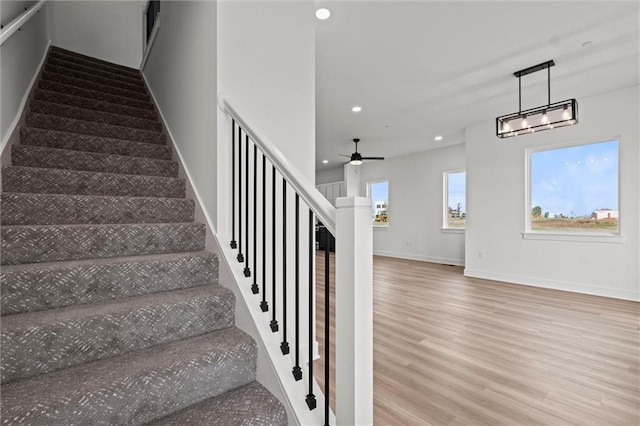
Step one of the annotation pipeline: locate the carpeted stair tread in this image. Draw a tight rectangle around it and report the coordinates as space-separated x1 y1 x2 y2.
42 70 150 102
39 79 154 110
21 127 172 160
1 222 206 265
0 327 257 425
1 285 235 383
1 251 217 315
49 50 142 80
30 100 162 131
12 145 178 177
47 56 146 87
51 46 141 76
44 63 147 94
27 112 165 144
35 88 157 120
1 192 193 225
2 166 185 198
149 381 288 426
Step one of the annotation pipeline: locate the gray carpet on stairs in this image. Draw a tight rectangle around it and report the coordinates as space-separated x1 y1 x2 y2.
0 46 287 425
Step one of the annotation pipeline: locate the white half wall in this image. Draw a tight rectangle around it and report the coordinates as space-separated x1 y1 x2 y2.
1 0 49 151
464 85 639 301
48 0 144 68
142 0 218 229
359 144 466 265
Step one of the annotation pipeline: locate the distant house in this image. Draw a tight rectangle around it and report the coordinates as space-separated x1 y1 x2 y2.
593 209 619 220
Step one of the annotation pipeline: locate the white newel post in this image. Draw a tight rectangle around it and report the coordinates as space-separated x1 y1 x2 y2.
335 196 373 425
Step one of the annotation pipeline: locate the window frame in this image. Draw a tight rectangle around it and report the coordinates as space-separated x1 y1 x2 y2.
523 136 623 243
443 169 466 232
367 179 390 229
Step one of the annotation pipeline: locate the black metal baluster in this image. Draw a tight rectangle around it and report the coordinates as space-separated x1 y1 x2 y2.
237 127 244 263
230 120 237 249
305 210 317 410
281 178 289 355
292 194 302 380
251 144 258 293
270 165 279 332
324 231 331 426
260 155 268 312
243 134 251 276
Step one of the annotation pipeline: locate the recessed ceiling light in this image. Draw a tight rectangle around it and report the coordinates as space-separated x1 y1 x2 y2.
315 8 331 20
352 106 362 113
322 160 328 164
434 135 443 141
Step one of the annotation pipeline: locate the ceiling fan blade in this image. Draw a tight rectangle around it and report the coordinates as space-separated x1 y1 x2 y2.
362 156 385 160
339 154 351 157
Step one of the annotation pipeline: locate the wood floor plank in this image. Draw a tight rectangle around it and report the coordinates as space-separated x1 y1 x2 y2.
315 253 640 425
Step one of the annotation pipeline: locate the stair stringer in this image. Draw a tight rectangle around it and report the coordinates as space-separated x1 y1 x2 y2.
142 73 325 425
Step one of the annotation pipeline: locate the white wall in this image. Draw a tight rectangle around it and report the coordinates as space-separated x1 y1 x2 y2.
359 144 466 265
316 166 344 185
465 85 639 301
217 0 315 182
48 0 144 68
1 0 49 151
142 0 217 231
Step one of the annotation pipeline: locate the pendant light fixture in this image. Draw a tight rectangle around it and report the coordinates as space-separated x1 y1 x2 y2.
496 60 578 138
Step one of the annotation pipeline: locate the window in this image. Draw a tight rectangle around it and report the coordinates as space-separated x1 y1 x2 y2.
367 180 389 227
444 171 466 229
529 139 619 234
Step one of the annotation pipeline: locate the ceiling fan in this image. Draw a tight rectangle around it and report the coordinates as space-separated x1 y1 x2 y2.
340 138 385 165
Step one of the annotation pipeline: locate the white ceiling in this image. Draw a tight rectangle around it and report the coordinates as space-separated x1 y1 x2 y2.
315 1 640 171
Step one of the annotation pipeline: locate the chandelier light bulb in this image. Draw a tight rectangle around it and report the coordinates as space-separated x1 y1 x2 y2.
503 121 510 132
522 116 528 128
541 111 548 124
562 106 570 120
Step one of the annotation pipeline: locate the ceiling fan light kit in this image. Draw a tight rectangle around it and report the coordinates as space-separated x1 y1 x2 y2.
496 60 578 138
341 138 385 165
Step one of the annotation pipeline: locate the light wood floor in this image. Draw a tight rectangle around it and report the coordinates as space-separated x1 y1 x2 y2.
315 254 639 425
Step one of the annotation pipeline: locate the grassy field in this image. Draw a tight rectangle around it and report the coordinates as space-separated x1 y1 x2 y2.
531 218 618 232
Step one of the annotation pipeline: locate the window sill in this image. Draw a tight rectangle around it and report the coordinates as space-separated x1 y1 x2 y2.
442 228 465 234
522 232 625 244
373 225 389 231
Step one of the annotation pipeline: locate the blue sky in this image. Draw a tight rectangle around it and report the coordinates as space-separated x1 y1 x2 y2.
448 172 466 213
531 140 618 217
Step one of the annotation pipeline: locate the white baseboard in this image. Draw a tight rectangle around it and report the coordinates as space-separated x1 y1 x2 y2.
1 39 51 154
374 250 465 267
463 268 639 301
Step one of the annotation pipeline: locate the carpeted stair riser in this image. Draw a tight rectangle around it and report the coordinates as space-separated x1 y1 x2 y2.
27 113 165 144
30 100 162 132
25 117 162 153
12 146 178 177
42 71 150 102
48 50 142 80
1 222 205 265
0 252 217 315
44 63 147 94
1 193 193 226
1 285 235 383
0 328 257 425
39 79 154 110
51 46 141 76
150 381 287 426
35 89 157 120
21 127 172 160
47 56 146 87
2 167 185 198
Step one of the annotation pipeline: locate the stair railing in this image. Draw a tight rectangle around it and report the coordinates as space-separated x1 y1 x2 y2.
219 97 373 425
0 0 46 46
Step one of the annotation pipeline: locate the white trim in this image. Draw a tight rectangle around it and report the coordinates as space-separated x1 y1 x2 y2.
463 268 639 302
0 39 51 153
219 96 336 235
441 228 464 234
0 0 46 46
374 250 465 267
140 15 160 70
522 232 624 243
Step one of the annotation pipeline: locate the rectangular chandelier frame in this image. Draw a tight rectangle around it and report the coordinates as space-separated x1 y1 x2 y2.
496 60 578 138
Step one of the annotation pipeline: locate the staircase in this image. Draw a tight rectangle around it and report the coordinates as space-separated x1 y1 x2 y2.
0 46 287 425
